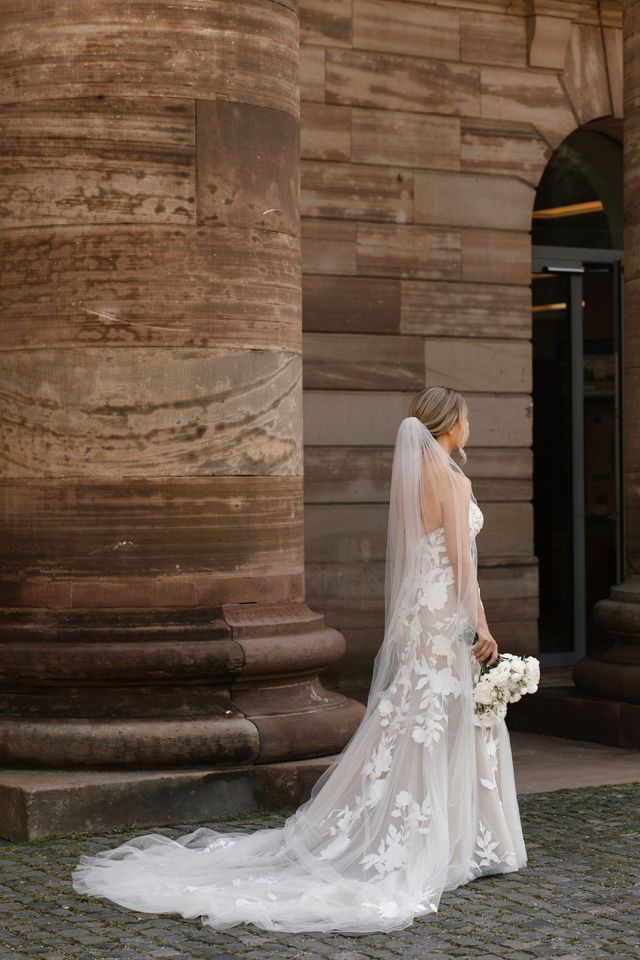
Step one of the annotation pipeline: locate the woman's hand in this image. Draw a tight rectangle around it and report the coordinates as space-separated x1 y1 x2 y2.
472 626 499 666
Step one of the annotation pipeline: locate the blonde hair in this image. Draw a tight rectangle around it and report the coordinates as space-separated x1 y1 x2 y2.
408 386 469 465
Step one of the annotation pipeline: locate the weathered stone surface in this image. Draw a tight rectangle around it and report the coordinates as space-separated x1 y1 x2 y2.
0 755 337 840
303 275 401 333
461 227 531 283
0 0 299 115
564 22 613 124
352 107 460 170
460 116 550 186
357 223 462 279
303 332 424 389
352 0 460 60
0 598 359 765
326 48 480 115
0 0 364 787
0 716 261 768
300 44 326 101
301 218 357 274
305 502 533 562
299 0 352 48
603 25 623 117
510 685 640 749
301 160 413 222
0 226 301 352
304 445 533 503
525 13 573 69
479 65 576 147
304 391 532 446
197 100 300 234
414 171 535 230
461 9 528 66
301 102 351 160
0 97 196 228
401 279 531 338
0 349 303 478
424 337 532 392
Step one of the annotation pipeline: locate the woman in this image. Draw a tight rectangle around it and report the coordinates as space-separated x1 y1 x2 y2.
71 385 527 933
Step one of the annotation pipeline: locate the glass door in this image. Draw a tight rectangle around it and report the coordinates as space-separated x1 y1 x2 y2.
531 246 624 666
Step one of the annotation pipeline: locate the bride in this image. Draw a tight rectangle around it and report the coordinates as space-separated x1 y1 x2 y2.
71 385 527 934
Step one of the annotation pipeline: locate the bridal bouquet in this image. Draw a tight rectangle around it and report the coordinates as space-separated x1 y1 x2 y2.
472 649 540 727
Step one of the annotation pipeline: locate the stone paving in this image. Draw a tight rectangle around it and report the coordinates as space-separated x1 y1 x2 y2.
0 781 638 960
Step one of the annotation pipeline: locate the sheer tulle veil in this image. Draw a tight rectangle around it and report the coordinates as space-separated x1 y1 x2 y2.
300 414 481 806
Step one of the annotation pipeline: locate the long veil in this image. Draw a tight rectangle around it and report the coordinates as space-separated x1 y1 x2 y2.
71 415 492 934
376 414 479 700
297 414 481 801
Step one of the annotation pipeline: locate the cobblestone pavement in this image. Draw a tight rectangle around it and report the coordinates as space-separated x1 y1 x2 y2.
0 782 638 960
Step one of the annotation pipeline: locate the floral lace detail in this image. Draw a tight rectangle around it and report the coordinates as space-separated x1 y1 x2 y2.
469 500 484 538
471 820 518 873
473 725 518 872
423 499 484 546
359 791 433 876
410 653 462 751
480 725 499 792
317 502 484 876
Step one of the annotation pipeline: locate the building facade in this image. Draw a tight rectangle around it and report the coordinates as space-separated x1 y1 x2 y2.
298 0 627 695
0 0 637 839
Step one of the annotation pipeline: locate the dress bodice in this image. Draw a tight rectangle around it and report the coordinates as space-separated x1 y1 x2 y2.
469 500 484 538
422 499 484 544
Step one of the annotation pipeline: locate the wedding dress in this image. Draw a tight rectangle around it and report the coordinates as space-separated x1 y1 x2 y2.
71 416 527 933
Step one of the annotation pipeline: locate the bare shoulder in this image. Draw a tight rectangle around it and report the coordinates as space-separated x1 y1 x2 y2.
428 466 469 512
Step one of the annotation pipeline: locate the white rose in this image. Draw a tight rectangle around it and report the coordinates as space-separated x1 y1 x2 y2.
524 656 540 692
509 659 526 681
474 681 495 706
474 708 497 728
489 659 511 683
526 656 540 675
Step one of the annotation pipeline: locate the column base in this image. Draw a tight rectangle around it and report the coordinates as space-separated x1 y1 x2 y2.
0 601 366 767
0 755 338 842
506 684 640 749
572 579 640 704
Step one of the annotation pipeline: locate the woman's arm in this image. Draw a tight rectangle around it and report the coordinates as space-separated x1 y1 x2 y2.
477 584 489 633
474 584 498 665
440 472 498 665
440 471 474 597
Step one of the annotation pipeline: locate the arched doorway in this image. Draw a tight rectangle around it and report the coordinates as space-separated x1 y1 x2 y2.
531 121 623 667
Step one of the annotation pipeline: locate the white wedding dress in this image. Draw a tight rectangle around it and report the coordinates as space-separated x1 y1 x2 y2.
71 494 528 934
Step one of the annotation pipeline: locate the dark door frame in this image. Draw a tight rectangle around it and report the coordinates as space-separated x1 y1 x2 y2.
531 244 624 667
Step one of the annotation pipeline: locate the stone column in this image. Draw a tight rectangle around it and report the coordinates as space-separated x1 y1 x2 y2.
0 1 363 788
572 0 640 723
